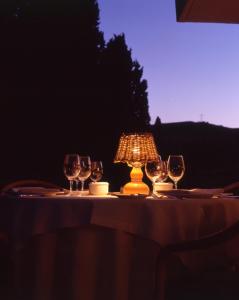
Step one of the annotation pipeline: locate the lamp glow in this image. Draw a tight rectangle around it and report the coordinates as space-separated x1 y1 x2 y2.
114 132 159 195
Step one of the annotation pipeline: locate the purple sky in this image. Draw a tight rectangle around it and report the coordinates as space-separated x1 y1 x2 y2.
98 0 239 128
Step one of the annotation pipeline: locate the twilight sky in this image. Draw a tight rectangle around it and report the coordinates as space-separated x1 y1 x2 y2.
98 0 239 128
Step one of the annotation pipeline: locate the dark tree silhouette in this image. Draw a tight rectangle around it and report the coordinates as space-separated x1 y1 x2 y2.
151 116 161 145
131 60 151 130
0 1 152 190
101 34 150 134
0 0 105 185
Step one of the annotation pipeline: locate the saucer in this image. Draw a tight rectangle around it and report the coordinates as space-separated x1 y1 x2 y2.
111 192 147 199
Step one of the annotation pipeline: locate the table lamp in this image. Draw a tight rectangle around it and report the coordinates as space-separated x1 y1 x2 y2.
114 132 159 195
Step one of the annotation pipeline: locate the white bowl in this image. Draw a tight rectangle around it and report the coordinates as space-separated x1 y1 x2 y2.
89 182 109 195
154 182 173 191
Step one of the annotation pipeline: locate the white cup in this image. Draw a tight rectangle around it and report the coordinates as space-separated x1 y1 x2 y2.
89 182 109 195
154 182 173 192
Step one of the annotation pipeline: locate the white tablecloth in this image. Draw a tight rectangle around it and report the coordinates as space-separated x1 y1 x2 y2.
1 194 239 300
1 195 239 246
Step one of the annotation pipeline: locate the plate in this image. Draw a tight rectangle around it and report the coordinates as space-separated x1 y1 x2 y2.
111 192 147 199
11 187 68 197
158 189 223 199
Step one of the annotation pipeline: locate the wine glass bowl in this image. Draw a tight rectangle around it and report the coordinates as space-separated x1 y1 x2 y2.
145 158 163 193
77 156 91 193
90 161 103 182
156 160 168 182
167 155 185 189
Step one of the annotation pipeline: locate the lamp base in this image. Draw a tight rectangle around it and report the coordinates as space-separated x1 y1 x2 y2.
122 181 150 195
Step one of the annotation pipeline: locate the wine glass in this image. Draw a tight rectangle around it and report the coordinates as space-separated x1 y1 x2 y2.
156 160 168 182
167 155 185 189
63 154 80 193
77 156 91 194
90 161 103 182
145 158 163 194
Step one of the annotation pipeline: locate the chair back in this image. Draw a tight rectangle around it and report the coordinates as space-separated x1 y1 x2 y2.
162 220 239 300
224 182 239 195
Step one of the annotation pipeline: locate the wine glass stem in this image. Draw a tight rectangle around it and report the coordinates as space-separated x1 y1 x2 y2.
174 181 178 190
69 180 73 192
75 180 79 191
81 180 85 191
152 180 156 194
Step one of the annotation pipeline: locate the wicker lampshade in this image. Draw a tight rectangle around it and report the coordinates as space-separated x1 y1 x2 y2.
114 132 159 167
114 133 159 195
